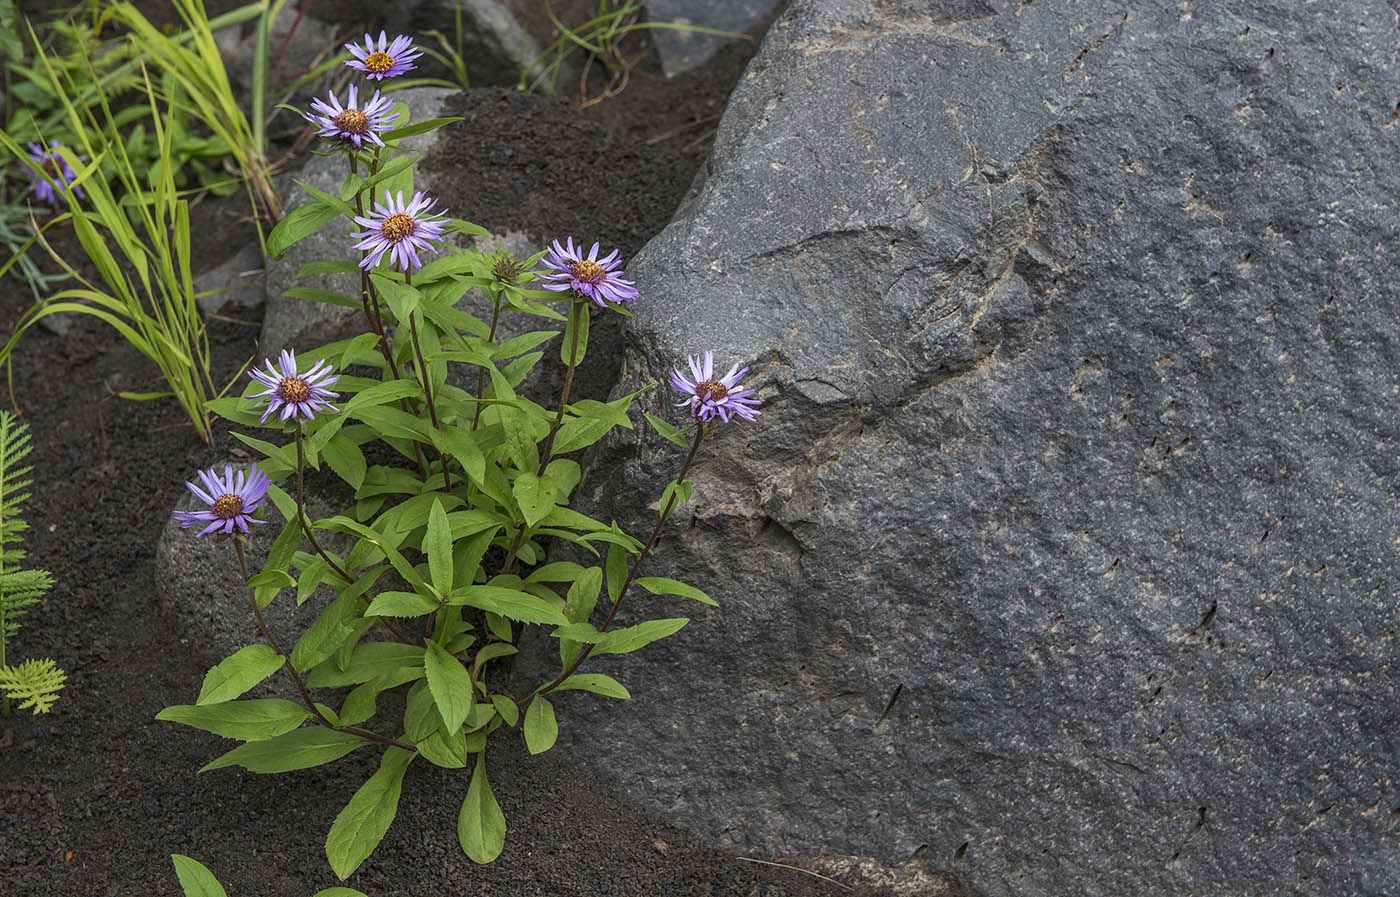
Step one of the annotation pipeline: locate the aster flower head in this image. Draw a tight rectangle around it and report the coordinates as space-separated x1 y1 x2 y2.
352 189 449 272
670 351 761 424
26 141 84 205
248 349 341 424
345 31 422 80
306 84 398 150
537 237 639 307
172 465 271 537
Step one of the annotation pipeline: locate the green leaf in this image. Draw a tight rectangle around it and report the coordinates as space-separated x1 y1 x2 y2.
383 116 463 140
196 645 286 706
307 642 425 688
490 694 520 727
321 434 368 491
403 679 443 742
523 696 558 755
425 498 453 596
364 590 439 617
416 724 469 768
565 567 603 623
200 727 368 773
326 747 415 880
267 198 341 258
553 673 631 700
171 855 229 897
246 570 296 591
430 426 486 486
447 586 569 625
157 699 310 741
458 751 505 863
605 542 629 604
312 889 370 897
424 639 474 734
593 618 690 655
291 568 385 672
657 480 694 519
632 576 717 607
511 471 557 527
645 413 689 449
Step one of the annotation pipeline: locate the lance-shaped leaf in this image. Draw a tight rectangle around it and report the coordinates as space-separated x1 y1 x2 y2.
632 576 717 607
592 618 690 656
157 699 309 741
425 497 453 596
196 644 285 706
551 673 631 700
458 751 505 863
511 471 557 527
200 726 367 773
424 639 474 734
447 585 568 626
326 747 415 880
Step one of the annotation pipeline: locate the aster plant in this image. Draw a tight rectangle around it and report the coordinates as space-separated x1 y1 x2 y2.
161 42 764 884
25 141 84 205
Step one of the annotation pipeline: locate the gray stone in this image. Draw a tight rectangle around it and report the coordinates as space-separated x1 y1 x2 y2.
261 87 457 356
156 461 351 696
216 13 339 121
645 0 781 77
517 2 1400 896
194 241 265 317
393 0 545 87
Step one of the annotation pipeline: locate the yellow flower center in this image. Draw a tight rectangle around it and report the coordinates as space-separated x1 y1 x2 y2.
364 51 395 74
570 259 605 284
211 494 244 519
380 212 416 243
333 108 370 135
277 376 311 404
695 379 728 402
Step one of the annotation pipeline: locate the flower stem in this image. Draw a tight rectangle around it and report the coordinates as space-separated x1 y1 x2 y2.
530 424 707 702
470 295 503 432
233 538 417 753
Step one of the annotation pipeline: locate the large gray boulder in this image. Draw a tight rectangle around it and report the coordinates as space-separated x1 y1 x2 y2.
531 1 1400 895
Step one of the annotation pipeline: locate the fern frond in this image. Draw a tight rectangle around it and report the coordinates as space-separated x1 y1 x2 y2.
0 411 31 552
0 568 53 637
0 657 66 713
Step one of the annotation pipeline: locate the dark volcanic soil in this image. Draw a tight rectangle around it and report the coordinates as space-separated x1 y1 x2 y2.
0 8 867 897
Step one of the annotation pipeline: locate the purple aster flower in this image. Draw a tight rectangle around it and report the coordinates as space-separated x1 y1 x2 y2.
351 190 449 272
26 141 84 205
345 31 423 80
670 351 761 424
173 464 272 537
248 349 341 423
537 237 639 307
306 84 398 149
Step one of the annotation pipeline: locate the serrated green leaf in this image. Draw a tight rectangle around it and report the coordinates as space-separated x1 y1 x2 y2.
321 434 368 491
267 199 341 258
200 727 367 773
157 699 309 741
458 751 505 863
523 696 558 755
307 642 425 688
196 645 286 706
447 586 569 625
326 747 414 880
424 639 474 734
565 567 603 623
364 590 439 617
425 498 453 596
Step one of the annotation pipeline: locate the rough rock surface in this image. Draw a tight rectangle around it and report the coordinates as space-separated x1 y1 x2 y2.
532 2 1400 896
